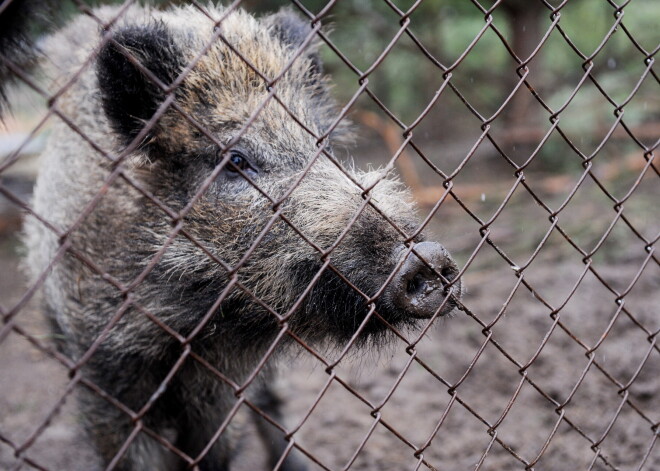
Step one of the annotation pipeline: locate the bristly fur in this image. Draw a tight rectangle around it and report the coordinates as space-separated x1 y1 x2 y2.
14 4 458 470
0 0 57 116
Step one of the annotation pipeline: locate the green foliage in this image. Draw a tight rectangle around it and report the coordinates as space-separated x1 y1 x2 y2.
52 0 658 165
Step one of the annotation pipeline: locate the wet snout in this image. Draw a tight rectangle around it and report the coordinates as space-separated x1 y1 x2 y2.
389 241 462 319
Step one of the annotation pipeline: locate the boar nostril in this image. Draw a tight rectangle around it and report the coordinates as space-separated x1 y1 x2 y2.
441 265 458 284
407 272 431 296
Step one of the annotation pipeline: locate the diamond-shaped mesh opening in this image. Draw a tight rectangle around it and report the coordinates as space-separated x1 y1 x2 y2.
443 30 524 121
617 165 660 242
588 45 655 106
345 421 423 470
589 220 651 270
597 399 659 471
594 308 656 385
410 97 489 174
363 36 446 125
587 144 655 204
626 345 659 421
524 330 592 405
486 285 555 364
491 381 564 463
450 341 527 426
545 82 622 158
563 366 630 439
533 419 604 471
478 184 557 266
553 268 624 347
315 2 405 73
619 261 659 334
293 378 377 468
555 0 621 56
421 395 509 470
0 331 71 444
459 268 521 327
516 235 589 302
616 2 660 51
549 175 620 251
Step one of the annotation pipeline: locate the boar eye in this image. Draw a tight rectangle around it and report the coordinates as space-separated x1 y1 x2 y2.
229 152 249 170
221 150 258 178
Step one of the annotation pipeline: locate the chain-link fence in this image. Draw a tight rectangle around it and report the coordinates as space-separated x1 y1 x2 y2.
0 0 657 470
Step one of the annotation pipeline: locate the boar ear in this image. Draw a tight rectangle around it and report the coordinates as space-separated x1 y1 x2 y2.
267 9 323 76
97 23 185 147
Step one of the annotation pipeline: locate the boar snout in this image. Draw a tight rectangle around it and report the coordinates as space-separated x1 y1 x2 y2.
388 241 461 319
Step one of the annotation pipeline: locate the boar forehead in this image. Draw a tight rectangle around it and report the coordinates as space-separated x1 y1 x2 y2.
165 8 333 166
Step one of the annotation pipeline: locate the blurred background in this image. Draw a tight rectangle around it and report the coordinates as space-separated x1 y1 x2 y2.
1 1 658 470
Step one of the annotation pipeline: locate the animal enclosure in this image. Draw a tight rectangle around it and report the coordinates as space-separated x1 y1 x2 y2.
0 0 658 470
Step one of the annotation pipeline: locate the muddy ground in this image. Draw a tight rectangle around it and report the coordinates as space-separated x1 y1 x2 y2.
1 148 658 471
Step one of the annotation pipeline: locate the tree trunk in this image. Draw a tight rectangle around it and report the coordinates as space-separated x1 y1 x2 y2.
500 1 545 131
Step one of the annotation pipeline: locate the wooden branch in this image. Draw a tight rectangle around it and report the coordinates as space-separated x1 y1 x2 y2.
353 110 423 193
354 109 655 207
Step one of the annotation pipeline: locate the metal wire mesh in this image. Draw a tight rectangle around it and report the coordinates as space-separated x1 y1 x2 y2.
0 0 657 470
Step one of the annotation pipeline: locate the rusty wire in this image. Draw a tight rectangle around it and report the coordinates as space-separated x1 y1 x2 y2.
0 0 658 470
